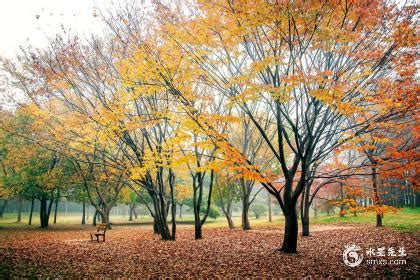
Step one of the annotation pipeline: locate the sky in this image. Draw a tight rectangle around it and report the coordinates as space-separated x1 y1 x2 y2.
0 0 409 59
0 0 109 59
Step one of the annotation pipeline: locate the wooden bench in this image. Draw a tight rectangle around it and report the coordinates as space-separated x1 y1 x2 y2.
90 224 107 242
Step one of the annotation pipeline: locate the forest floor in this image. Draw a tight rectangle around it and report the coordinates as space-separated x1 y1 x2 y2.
0 224 418 278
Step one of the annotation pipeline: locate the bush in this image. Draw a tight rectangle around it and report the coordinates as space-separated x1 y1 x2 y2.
200 205 220 219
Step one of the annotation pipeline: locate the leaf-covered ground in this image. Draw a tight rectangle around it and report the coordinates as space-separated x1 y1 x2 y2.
0 225 418 278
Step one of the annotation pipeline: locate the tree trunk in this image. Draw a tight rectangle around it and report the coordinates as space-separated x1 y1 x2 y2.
225 202 235 229
169 172 177 241
152 194 171 240
101 207 112 229
240 179 251 230
133 205 138 219
0 200 8 218
86 204 90 221
129 204 133 221
193 190 202 239
193 177 203 240
81 202 86 225
339 182 345 217
301 209 310 236
179 204 182 219
17 195 22 223
171 201 176 241
194 218 202 239
93 209 98 226
268 192 272 223
281 207 298 253
242 199 250 230
28 197 35 225
46 193 54 227
40 197 48 228
301 184 311 236
372 166 382 227
376 212 382 227
416 191 420 208
53 195 59 224
226 214 235 229
153 216 160 234
410 185 415 209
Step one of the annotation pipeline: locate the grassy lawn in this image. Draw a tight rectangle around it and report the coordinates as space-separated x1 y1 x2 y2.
1 207 419 232
205 208 420 232
204 208 420 232
311 208 420 231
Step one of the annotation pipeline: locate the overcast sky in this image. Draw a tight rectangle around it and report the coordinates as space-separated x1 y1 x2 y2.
0 0 109 59
0 0 409 59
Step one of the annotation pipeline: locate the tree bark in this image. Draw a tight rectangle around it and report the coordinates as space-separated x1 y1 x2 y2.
194 218 202 239
179 204 182 219
241 198 251 230
226 213 235 229
100 207 112 229
17 195 22 223
416 191 420 208
268 192 272 223
301 208 310 236
46 193 54 227
240 179 251 230
0 200 8 218
129 204 133 221
193 183 203 239
151 193 171 240
372 166 383 227
40 196 49 228
153 216 160 234
81 202 86 225
410 184 415 209
192 168 214 240
223 201 235 229
169 171 177 241
53 194 59 224
171 201 176 241
133 205 138 219
301 184 311 236
339 182 345 217
93 209 98 226
281 207 298 253
28 197 35 225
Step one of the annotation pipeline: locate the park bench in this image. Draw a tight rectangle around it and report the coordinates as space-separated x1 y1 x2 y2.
90 224 107 242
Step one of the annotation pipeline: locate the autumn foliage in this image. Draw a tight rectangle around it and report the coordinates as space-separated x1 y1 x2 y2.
0 0 417 258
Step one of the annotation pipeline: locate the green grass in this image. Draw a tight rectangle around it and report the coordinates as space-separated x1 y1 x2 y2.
0 212 157 229
205 208 420 232
311 208 420 231
1 208 419 232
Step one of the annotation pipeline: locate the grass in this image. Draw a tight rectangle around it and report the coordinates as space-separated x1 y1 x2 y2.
1 207 419 232
311 208 420 231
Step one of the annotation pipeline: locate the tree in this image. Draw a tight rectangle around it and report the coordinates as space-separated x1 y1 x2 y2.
0 112 66 228
251 204 267 220
174 184 192 219
145 0 416 252
214 170 240 229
